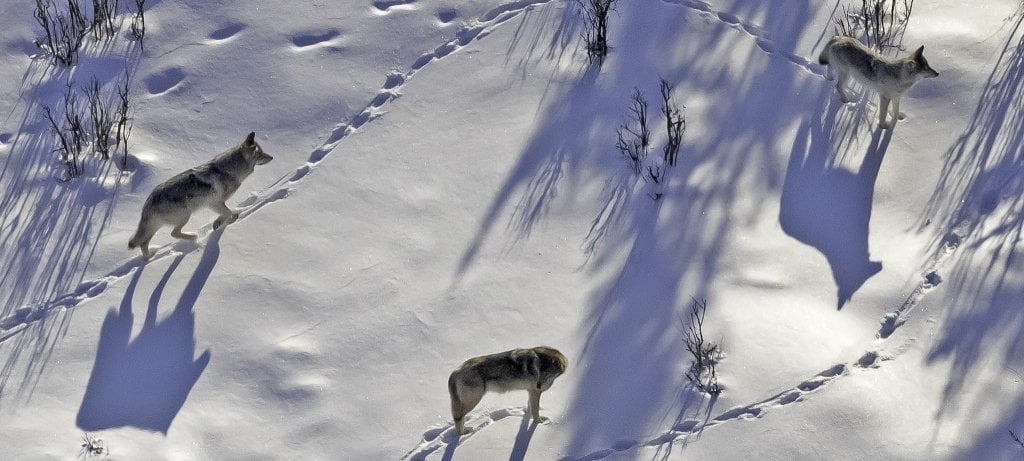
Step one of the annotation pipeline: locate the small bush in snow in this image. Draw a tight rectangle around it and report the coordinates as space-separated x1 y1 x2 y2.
85 77 115 158
833 0 915 54
130 0 147 46
90 0 118 39
115 71 134 166
79 432 107 457
616 87 651 176
683 298 721 395
45 75 134 178
43 83 88 178
659 79 685 167
577 0 615 64
34 0 89 66
613 82 686 198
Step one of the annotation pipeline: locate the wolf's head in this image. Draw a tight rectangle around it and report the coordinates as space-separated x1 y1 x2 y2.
909 46 939 79
534 346 568 390
243 132 274 166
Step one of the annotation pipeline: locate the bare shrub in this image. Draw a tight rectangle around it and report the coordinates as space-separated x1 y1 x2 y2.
115 71 133 165
833 0 915 54
616 87 650 176
90 0 118 38
45 75 133 178
577 0 615 64
34 0 89 66
1012 430 1024 451
130 0 146 46
79 432 107 457
682 298 721 395
659 79 686 167
43 83 88 179
85 77 115 158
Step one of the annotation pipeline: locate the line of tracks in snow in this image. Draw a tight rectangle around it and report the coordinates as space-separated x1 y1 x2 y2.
1 0 957 459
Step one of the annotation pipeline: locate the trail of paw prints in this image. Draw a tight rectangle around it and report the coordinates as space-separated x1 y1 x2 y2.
878 228 962 339
562 357 889 461
1 256 145 343
662 0 826 79
0 184 295 344
1 0 551 344
307 0 552 165
401 407 526 461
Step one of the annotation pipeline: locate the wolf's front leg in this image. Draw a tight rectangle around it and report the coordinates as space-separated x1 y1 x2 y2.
528 389 548 424
835 72 852 103
212 202 239 229
877 95 892 129
891 96 905 120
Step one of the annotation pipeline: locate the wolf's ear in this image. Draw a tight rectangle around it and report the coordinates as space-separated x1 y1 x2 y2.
244 132 256 146
913 45 924 57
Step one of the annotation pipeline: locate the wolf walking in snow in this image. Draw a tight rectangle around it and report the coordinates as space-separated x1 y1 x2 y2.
818 36 938 129
448 346 568 435
128 132 273 258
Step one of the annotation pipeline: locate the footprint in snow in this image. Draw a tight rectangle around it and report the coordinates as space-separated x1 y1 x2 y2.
436 7 459 24
143 67 186 95
291 29 342 49
373 0 417 14
207 22 246 43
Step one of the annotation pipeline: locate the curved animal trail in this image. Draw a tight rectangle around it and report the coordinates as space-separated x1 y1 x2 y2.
878 229 961 339
663 0 826 79
562 356 893 461
401 407 527 461
0 0 554 343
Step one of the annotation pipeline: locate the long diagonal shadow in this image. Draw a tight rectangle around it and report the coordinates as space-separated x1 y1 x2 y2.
780 94 892 309
76 232 220 434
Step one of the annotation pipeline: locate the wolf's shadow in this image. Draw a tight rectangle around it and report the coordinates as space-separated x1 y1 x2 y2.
76 233 220 433
780 100 892 309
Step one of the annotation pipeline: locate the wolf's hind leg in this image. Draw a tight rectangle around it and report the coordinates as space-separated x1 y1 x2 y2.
211 202 239 229
170 213 197 240
451 384 484 435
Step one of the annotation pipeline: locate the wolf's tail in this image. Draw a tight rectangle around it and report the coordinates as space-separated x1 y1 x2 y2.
448 372 460 406
128 215 148 249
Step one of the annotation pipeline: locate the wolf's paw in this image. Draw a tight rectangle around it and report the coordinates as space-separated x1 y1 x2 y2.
172 231 198 241
213 213 239 229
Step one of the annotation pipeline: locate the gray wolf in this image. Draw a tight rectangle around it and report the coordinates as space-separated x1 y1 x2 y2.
818 36 938 129
128 132 273 258
448 346 568 435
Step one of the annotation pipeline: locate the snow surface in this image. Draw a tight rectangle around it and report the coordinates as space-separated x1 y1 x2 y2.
2 0 1024 459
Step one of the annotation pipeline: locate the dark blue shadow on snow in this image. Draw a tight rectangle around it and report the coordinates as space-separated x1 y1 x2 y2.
76 232 220 434
780 94 891 309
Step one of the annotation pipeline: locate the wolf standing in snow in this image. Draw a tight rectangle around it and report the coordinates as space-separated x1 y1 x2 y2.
448 346 568 435
128 132 273 258
818 36 939 129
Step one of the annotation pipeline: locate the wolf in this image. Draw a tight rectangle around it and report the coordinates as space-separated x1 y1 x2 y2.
128 132 273 258
448 346 568 435
818 36 938 129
